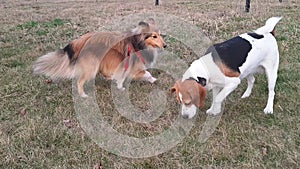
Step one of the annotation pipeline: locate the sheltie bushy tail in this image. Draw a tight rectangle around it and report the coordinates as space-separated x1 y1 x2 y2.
33 49 76 79
33 32 94 79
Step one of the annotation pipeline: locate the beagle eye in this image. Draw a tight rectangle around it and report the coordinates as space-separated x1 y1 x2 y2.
152 35 157 38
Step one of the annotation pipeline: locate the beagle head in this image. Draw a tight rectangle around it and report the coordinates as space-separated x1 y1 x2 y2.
170 78 207 119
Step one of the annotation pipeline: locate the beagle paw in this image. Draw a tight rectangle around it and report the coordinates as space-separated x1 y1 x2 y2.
241 91 251 98
264 107 273 114
206 108 221 115
206 103 221 115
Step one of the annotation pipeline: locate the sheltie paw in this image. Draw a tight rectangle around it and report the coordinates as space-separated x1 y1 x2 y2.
148 77 157 83
142 71 157 83
117 84 125 91
80 93 88 98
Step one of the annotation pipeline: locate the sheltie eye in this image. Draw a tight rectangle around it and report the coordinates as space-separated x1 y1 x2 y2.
152 35 157 38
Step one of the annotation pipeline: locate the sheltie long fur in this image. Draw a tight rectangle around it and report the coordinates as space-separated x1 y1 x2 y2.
33 19 166 97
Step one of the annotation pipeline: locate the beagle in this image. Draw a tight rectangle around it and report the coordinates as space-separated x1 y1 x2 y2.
171 17 282 119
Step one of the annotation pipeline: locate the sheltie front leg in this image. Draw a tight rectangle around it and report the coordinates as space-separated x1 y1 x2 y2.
113 73 126 91
116 79 126 91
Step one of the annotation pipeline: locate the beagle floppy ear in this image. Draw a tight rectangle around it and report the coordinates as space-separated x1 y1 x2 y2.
170 86 176 94
170 82 179 95
170 81 181 103
197 85 207 108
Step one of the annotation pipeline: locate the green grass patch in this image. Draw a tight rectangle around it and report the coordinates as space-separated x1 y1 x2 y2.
4 60 26 68
17 21 39 30
16 18 68 36
17 19 66 30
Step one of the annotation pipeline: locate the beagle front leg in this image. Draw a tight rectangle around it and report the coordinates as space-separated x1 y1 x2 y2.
206 86 222 115
211 77 241 115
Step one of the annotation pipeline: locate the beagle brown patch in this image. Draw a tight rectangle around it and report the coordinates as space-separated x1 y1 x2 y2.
217 62 241 77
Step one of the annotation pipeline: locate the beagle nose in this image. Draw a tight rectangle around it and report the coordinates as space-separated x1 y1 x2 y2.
163 44 167 48
182 114 189 119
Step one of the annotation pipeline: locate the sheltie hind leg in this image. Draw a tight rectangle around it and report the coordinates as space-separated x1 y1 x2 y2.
76 60 99 98
77 76 88 98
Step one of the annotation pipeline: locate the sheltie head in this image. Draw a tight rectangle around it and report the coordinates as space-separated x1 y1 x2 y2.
130 18 167 50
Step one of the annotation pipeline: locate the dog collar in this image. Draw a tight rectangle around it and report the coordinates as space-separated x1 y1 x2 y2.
188 77 207 87
125 45 145 71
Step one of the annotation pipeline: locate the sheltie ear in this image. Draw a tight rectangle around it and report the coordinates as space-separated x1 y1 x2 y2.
147 18 156 26
132 21 150 34
138 21 149 28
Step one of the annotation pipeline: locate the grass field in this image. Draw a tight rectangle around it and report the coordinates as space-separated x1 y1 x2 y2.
0 0 299 168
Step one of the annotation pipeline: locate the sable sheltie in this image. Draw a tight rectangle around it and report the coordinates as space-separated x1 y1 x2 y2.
33 19 166 97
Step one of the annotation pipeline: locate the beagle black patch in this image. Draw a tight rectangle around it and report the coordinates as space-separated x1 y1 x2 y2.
247 32 264 39
205 36 252 73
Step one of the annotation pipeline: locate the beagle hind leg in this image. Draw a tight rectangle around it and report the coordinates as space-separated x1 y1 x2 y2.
262 52 279 114
241 74 255 98
263 65 278 114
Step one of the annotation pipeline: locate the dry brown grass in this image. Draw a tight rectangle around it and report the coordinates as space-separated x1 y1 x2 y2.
1 0 299 168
